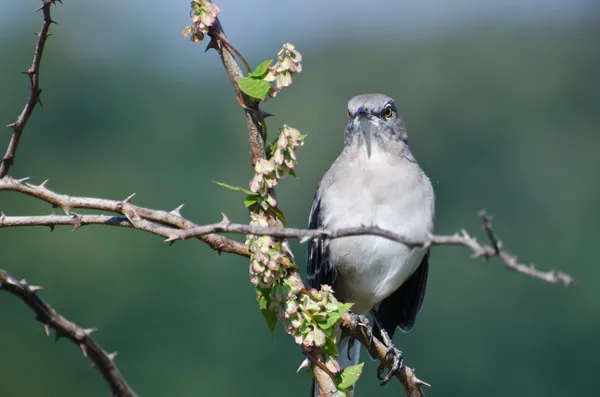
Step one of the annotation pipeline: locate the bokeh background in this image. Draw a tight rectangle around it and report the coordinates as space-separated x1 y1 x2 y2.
1 1 599 396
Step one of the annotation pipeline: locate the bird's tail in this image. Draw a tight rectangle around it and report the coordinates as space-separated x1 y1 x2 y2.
309 334 361 397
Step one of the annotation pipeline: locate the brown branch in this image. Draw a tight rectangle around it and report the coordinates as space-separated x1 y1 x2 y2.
171 216 573 286
0 203 573 286
0 269 138 397
0 176 249 257
0 0 57 178
207 17 265 165
341 314 429 397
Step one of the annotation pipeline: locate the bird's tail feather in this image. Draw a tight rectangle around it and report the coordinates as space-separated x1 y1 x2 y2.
310 334 361 397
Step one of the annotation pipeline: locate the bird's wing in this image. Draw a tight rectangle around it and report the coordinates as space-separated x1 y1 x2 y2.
372 250 429 338
306 192 337 289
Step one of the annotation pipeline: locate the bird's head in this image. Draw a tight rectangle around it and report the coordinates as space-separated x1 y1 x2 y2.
345 94 409 159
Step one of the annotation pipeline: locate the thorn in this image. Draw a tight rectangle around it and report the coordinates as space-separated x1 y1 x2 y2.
54 329 66 343
299 236 311 244
220 212 230 225
107 352 118 361
205 37 218 52
83 328 97 336
0 211 5 223
29 284 44 293
122 193 136 205
260 110 274 119
71 213 82 232
49 19 58 25
170 203 185 217
296 358 311 372
44 324 51 337
163 235 179 243
62 206 71 215
15 177 30 184
80 344 88 357
40 179 49 188
6 122 16 129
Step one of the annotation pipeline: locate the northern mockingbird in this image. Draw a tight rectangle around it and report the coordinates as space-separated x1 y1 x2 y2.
307 93 435 395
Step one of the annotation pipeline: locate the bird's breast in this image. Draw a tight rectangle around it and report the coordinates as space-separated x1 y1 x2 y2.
321 148 434 313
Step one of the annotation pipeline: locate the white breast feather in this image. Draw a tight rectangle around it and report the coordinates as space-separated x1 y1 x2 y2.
321 144 434 314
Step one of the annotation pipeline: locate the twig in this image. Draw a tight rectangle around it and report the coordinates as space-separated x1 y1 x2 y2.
0 176 249 257
0 269 138 397
0 0 57 178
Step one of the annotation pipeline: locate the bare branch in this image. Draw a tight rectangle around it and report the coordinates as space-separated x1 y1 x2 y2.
172 215 573 286
0 0 57 178
0 176 249 257
0 269 138 397
0 201 573 286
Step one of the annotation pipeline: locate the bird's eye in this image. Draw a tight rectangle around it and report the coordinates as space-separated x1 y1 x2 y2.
384 106 393 118
347 111 352 119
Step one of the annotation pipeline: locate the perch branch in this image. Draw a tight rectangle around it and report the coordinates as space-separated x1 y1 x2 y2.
0 0 57 178
0 181 573 286
0 269 138 397
341 314 429 397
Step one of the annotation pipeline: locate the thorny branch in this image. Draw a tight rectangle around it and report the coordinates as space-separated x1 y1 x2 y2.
0 0 56 178
341 314 429 397
0 269 138 397
0 178 574 287
0 176 249 257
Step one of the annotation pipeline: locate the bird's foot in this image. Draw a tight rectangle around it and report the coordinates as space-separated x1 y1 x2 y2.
349 312 374 348
376 329 403 386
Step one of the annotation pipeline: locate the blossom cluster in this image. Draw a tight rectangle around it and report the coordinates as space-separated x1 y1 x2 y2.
182 0 220 42
265 43 303 97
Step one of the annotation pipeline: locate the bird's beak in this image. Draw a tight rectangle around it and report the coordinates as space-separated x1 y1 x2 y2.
356 106 372 159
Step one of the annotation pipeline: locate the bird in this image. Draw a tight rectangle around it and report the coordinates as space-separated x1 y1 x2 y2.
306 93 435 396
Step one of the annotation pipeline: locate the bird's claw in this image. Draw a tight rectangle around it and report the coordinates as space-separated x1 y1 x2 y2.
350 312 373 348
377 345 403 385
376 328 403 386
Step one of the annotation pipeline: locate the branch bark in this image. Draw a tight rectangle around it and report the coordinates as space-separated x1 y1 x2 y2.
0 269 138 397
0 176 249 257
0 0 56 178
0 188 574 287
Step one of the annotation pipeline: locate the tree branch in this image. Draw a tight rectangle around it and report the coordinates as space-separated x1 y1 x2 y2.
341 314 429 397
0 176 249 257
0 0 57 178
0 197 573 286
0 269 138 397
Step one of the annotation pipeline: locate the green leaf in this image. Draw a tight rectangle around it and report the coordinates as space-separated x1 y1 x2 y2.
323 335 338 356
248 59 273 78
256 286 278 336
336 302 353 316
317 311 341 330
269 206 287 227
336 363 364 390
239 77 272 101
244 194 258 207
213 181 253 195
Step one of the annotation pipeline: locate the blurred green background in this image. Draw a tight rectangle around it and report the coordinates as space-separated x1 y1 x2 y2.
1 1 599 396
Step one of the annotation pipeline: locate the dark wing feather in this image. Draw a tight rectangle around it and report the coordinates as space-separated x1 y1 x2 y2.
306 193 336 289
372 251 429 339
